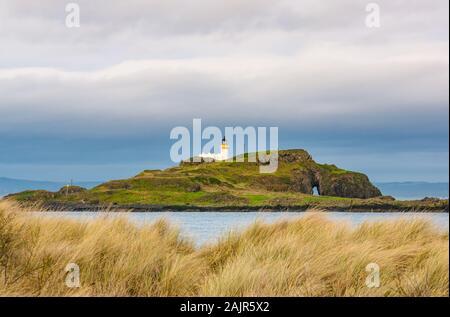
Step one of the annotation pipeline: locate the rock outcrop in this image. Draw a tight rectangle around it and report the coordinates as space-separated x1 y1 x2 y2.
58 185 87 195
275 150 381 198
317 173 381 198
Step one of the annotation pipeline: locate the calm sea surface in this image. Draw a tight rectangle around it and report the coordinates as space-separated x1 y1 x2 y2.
32 211 449 246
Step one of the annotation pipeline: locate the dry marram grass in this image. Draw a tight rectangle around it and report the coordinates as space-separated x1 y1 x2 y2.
0 200 448 296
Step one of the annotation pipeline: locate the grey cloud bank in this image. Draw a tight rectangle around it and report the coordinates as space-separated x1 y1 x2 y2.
0 0 448 182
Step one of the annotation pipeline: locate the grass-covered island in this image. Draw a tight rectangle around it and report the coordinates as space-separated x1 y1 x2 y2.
5 150 448 212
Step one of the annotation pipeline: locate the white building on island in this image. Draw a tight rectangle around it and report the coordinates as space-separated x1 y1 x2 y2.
199 137 230 161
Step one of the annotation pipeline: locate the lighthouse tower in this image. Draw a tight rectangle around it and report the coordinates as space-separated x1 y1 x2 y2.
219 137 229 161
199 136 230 161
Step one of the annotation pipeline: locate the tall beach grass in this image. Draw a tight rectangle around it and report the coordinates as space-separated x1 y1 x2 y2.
0 200 448 296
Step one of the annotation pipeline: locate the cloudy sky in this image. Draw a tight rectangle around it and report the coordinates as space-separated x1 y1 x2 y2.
0 0 448 182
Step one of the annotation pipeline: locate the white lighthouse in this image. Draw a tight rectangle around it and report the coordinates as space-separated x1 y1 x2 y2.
219 136 229 161
199 137 230 161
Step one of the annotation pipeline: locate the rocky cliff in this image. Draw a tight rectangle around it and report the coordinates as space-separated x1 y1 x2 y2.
274 150 381 198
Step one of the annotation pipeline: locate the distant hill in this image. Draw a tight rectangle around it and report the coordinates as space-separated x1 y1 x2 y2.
0 177 101 197
375 182 449 200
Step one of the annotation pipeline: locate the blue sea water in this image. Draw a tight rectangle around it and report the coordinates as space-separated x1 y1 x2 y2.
13 181 450 245
33 211 449 246
375 182 448 200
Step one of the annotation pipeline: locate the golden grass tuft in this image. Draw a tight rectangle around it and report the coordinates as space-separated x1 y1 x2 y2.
0 200 448 296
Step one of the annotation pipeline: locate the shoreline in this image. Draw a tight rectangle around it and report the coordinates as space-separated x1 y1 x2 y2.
35 202 450 213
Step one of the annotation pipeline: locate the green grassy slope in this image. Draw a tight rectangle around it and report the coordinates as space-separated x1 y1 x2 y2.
6 150 449 211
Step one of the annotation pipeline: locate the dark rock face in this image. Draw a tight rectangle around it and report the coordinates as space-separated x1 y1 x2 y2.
280 150 382 199
289 169 316 194
317 173 382 199
278 150 313 163
377 195 396 201
289 169 381 198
